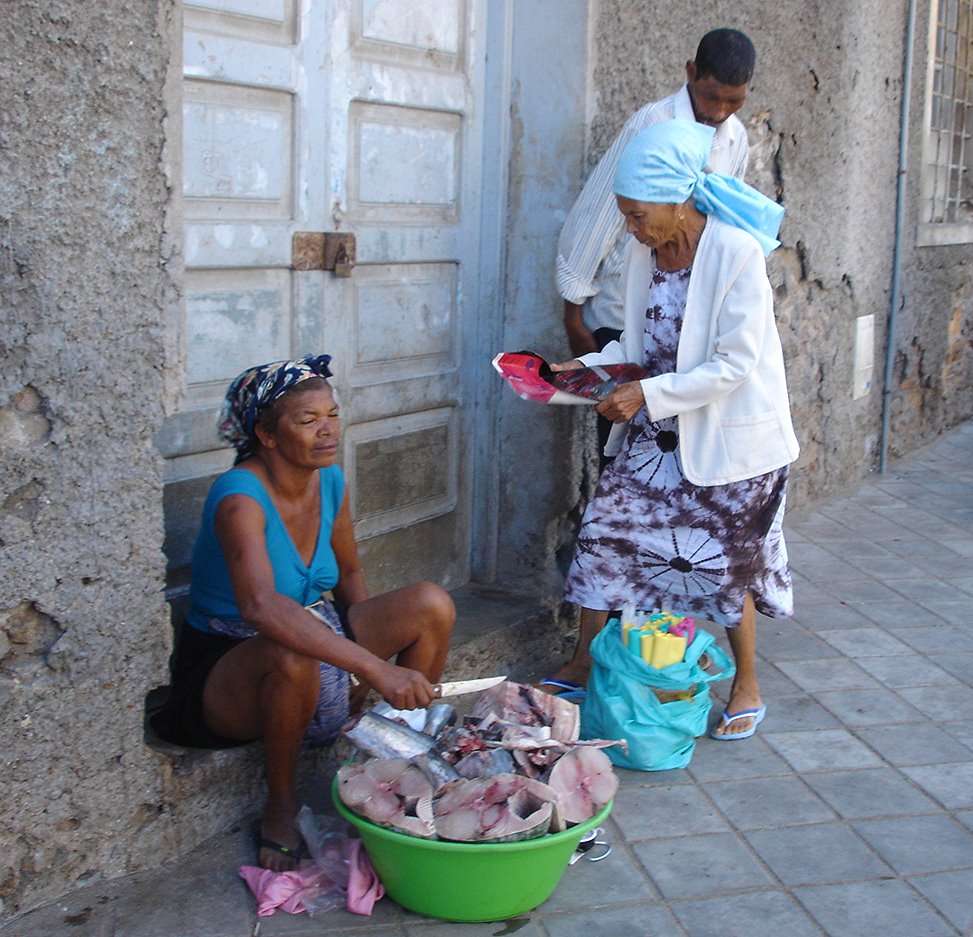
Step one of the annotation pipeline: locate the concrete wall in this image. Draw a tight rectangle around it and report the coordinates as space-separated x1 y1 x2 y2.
587 0 972 507
0 1 180 920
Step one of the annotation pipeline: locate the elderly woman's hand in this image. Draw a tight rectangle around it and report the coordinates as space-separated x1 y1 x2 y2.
596 381 647 423
548 359 584 372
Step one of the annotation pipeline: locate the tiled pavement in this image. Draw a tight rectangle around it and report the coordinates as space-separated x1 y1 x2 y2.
7 421 973 937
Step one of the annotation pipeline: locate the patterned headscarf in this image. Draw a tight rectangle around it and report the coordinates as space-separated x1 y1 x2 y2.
218 354 333 464
613 119 785 256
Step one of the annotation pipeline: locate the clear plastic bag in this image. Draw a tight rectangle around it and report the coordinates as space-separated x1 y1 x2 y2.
295 805 352 915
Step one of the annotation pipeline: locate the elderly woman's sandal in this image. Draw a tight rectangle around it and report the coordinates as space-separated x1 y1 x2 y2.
708 704 766 740
534 677 587 701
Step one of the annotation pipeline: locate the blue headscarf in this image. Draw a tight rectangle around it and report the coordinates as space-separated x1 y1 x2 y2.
612 119 784 255
218 354 333 464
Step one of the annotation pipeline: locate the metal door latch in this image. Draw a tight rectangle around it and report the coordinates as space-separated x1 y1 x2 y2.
292 232 356 277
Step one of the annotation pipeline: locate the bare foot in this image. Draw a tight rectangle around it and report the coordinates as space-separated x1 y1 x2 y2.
258 801 304 872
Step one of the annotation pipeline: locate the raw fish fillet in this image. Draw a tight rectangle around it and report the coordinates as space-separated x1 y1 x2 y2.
469 681 580 742
433 774 560 843
543 747 618 825
337 758 436 838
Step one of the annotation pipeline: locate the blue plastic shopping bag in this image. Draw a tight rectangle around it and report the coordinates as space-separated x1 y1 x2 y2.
581 617 735 771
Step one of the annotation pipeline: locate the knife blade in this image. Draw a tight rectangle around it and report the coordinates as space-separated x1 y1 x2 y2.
434 675 507 698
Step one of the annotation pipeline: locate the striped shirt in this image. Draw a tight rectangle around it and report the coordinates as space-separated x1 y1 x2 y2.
556 84 750 331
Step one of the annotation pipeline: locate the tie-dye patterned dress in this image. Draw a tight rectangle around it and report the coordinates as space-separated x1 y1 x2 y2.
563 266 793 627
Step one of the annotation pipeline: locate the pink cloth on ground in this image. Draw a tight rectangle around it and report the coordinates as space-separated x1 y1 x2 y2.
239 840 384 916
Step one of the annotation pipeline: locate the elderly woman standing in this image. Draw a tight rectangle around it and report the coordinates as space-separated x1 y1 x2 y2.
151 355 454 869
540 120 799 741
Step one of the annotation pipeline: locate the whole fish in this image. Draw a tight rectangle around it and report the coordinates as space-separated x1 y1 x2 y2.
342 711 437 760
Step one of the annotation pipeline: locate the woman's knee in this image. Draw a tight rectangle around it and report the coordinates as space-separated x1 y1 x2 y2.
411 580 455 635
264 641 320 693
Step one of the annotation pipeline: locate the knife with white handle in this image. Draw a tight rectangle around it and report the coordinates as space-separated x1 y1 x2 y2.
434 675 507 698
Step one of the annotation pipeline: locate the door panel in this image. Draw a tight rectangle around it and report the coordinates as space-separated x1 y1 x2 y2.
164 0 480 598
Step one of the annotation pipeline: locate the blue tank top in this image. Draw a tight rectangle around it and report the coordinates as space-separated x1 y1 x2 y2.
186 465 345 632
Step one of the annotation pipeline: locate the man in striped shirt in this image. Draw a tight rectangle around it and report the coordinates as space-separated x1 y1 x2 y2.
557 29 756 362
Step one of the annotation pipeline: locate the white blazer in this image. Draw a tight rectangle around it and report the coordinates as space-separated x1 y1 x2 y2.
579 217 800 486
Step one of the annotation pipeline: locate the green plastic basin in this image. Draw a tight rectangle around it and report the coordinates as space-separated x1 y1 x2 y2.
332 776 612 922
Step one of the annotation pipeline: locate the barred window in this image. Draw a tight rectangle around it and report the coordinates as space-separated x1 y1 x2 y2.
920 0 973 244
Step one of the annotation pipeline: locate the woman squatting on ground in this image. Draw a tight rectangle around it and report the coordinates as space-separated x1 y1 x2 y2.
151 356 455 870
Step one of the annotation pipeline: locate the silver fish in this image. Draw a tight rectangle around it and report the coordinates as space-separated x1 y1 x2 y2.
422 702 457 737
454 748 517 779
342 711 437 760
410 751 462 791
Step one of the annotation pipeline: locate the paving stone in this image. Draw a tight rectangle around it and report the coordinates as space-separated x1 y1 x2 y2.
670 890 822 937
944 575 973 596
774 658 879 692
705 775 835 830
744 823 892 885
539 904 683 937
687 736 793 781
941 719 973 749
852 815 973 874
914 597 973 624
896 683 973 721
843 555 929 580
793 880 957 937
405 920 544 936
738 693 840 732
859 599 948 627
901 763 973 809
802 767 941 818
885 577 973 604
787 579 833 605
927 651 973 684
536 844 657 912
791 602 882 631
852 654 959 688
744 661 803 696
811 687 926 726
631 833 772 899
908 869 973 932
818 628 915 657
915 552 973 577
762 729 883 772
816 578 914 605
856 723 973 766
753 630 842 662
935 538 973 558
610 783 730 840
892 626 973 654
613 765 691 788
265 911 401 936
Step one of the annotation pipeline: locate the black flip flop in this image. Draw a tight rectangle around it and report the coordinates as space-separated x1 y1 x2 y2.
258 836 308 862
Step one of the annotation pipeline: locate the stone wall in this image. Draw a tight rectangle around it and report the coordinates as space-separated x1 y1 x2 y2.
0 1 179 920
589 0 972 505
